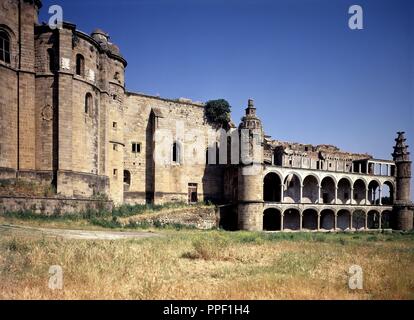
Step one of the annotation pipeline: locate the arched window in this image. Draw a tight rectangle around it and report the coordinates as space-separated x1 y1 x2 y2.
85 93 93 115
76 54 85 76
124 170 131 185
0 30 11 64
47 49 55 72
172 142 181 164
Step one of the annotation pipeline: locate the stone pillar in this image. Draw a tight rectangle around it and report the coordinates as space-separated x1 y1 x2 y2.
281 213 284 231
334 213 338 230
365 212 368 230
335 187 338 205
379 212 382 230
299 213 303 231
300 184 303 204
350 212 353 230
318 185 321 204
350 187 354 205
365 189 369 205
280 185 284 204
379 188 382 206
317 213 321 231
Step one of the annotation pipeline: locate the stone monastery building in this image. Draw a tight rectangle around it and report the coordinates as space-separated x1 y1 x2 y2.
0 0 413 231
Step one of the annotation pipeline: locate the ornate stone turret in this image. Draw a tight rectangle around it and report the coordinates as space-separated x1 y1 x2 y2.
392 132 413 231
237 99 264 231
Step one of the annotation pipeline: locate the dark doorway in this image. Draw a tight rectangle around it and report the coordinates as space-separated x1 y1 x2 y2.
188 183 198 204
263 209 281 231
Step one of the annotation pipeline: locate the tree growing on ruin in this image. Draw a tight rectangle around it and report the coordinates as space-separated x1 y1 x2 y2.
205 99 232 129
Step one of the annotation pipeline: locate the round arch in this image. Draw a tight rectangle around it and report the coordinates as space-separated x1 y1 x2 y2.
367 210 381 229
353 179 367 205
320 209 335 230
337 209 351 230
337 177 352 205
283 173 302 204
381 181 395 205
264 172 282 202
302 174 320 204
263 208 282 231
321 176 336 204
283 208 301 231
302 208 318 230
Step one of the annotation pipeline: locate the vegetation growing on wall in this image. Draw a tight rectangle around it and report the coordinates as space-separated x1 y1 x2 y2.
204 99 232 129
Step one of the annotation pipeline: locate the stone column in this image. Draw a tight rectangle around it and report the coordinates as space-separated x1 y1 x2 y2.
280 185 284 204
334 213 338 230
365 188 369 205
379 213 382 229
365 212 368 230
350 212 353 230
350 187 354 205
299 213 303 231
379 188 382 206
335 187 338 204
318 185 322 204
300 184 303 204
317 213 321 231
281 213 284 231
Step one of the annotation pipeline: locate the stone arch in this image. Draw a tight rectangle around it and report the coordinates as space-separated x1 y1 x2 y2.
353 179 367 205
381 181 395 205
283 208 301 231
263 208 282 231
367 210 381 229
302 175 319 204
353 209 366 230
337 209 351 230
283 173 301 204
368 180 381 205
381 210 392 229
321 176 336 204
264 172 282 202
337 177 352 205
0 29 11 64
123 170 131 192
302 208 318 230
320 209 335 230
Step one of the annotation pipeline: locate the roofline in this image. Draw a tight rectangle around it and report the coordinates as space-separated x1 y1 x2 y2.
125 92 205 108
35 22 127 67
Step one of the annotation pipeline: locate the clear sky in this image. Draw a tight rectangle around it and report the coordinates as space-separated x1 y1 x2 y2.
39 0 414 198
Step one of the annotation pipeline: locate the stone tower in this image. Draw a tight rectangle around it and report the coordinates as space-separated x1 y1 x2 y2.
237 99 264 231
392 132 414 231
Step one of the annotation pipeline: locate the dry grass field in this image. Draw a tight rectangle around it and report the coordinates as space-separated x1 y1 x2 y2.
0 216 413 300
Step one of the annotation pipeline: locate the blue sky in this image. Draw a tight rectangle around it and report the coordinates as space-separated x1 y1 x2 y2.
40 0 413 197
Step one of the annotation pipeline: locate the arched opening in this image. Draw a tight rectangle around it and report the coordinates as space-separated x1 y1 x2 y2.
264 173 282 202
367 210 380 229
381 210 392 229
302 175 319 204
368 180 380 205
283 209 301 230
76 54 85 76
353 179 367 205
283 174 301 203
85 93 93 115
263 208 281 231
337 209 351 230
124 170 131 191
302 209 318 230
0 30 11 64
353 210 366 230
321 176 336 204
320 209 335 230
337 178 352 204
381 182 394 205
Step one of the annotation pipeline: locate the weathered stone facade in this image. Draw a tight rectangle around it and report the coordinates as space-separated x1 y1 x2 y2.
0 0 412 231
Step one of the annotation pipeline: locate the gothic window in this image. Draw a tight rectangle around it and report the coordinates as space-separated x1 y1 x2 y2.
76 54 85 76
85 93 93 115
0 30 11 64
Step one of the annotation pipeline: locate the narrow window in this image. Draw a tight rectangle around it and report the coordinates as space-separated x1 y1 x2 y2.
0 30 11 64
172 143 178 163
113 169 118 177
113 122 118 129
48 49 55 72
85 93 93 115
132 143 141 154
76 54 85 76
113 144 118 151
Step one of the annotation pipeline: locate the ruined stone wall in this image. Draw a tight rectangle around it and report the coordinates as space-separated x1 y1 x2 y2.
123 93 224 205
